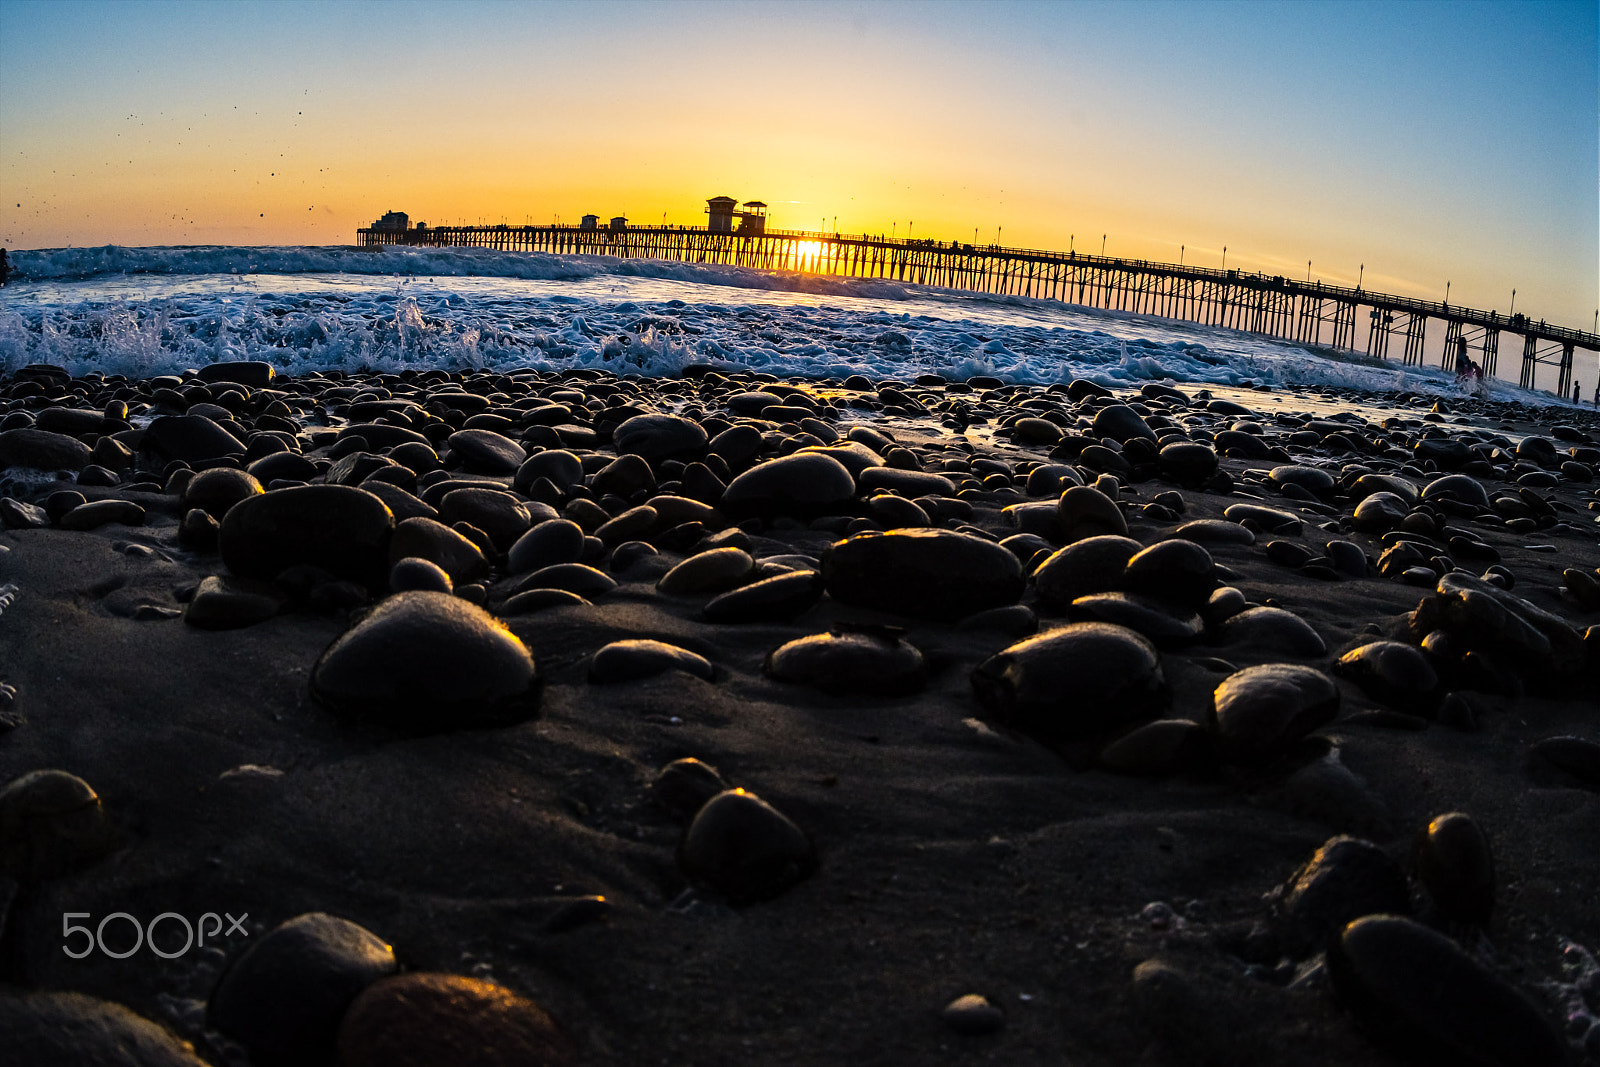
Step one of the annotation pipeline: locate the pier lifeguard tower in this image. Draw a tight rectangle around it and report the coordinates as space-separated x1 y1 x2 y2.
706 196 767 235
371 210 411 232
580 214 599 231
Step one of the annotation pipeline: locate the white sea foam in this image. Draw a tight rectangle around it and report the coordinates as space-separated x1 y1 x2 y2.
0 244 1579 406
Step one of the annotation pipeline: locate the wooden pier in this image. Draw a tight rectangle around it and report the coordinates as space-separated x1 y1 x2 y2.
357 223 1599 396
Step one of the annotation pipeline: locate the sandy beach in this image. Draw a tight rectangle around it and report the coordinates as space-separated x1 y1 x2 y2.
1 361 1598 1066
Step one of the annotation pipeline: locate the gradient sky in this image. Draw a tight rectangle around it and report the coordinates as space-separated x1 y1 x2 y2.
1 0 1595 329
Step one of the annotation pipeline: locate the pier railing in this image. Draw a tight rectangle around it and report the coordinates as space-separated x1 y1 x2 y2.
356 223 1598 396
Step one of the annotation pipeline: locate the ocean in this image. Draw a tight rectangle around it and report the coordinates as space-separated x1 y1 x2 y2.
0 244 1573 405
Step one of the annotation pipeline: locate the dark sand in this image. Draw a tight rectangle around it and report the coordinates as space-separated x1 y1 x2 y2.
1 366 1598 1066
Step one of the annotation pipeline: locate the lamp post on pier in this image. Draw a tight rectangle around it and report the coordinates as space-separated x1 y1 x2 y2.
1179 244 1184 266
1445 281 1451 306
1358 264 1363 289
1222 246 1227 271
1510 289 1515 317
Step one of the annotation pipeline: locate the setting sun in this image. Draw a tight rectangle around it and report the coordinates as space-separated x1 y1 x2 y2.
788 240 824 271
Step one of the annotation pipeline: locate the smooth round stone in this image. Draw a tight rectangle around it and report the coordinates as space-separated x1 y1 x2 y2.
677 788 817 904
1210 664 1340 764
198 359 275 387
1058 485 1127 542
389 557 453 594
506 518 586 574
941 993 1005 1035
765 630 926 694
1097 719 1213 775
591 453 656 497
1413 437 1474 469
511 562 616 599
1121 538 1215 608
514 449 584 492
1031 535 1142 609
703 569 824 623
866 492 931 527
144 414 246 463
1352 491 1409 533
1069 592 1202 648
1219 606 1327 656
1173 519 1255 545
183 574 289 629
1012 417 1062 446
179 506 220 549
446 428 525 473
1335 641 1438 714
181 467 264 519
613 413 708 461
1416 812 1494 926
589 639 714 684
209 912 398 1067
0 990 208 1066
796 441 885 478
1078 443 1131 474
708 424 763 468
1091 404 1157 443
1351 473 1421 507
1328 915 1566 1067
310 591 540 733
1515 435 1560 468
1213 428 1273 459
723 452 856 515
501 588 590 615
57 499 145 530
1221 503 1301 533
823 529 1024 621
725 390 786 415
0 768 114 880
221 485 394 590
651 758 730 818
1325 539 1368 578
361 482 436 523
1280 836 1410 957
437 488 535 551
957 603 1039 635
657 547 755 595
336 972 575 1067
1157 441 1218 486
388 516 490 585
858 466 956 497
593 503 657 547
1268 465 1334 493
971 623 1169 742
248 450 319 484
1420 473 1491 509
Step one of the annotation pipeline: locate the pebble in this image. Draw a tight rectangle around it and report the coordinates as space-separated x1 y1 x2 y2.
1334 640 1438 715
677 788 817 903
940 993 1005 1035
721 451 856 515
1121 538 1215 608
612 413 708 461
0 768 115 880
1058 484 1128 541
181 467 265 518
651 758 730 818
1328 915 1566 1067
221 485 395 590
1209 664 1340 764
1278 835 1410 958
501 588 590 614
57 498 146 530
1172 518 1255 545
1097 719 1214 775
446 428 526 473
389 557 453 594
1415 812 1494 925
765 629 927 694
183 574 289 629
589 639 714 683
971 622 1168 742
1351 491 1409 533
703 569 824 622
506 562 617 600
310 591 541 733
657 547 755 596
0 990 208 1066
1069 592 1203 648
198 359 275 387
437 487 536 551
506 518 586 574
1157 442 1219 486
1269 465 1334 494
143 413 246 463
823 529 1024 621
336 972 575 1067
209 912 398 1067
1221 503 1301 533
1030 535 1142 609
1420 472 1491 509
388 517 490 585
1218 606 1327 656
1091 404 1158 443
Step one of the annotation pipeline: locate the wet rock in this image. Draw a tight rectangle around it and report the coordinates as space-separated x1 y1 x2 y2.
209 912 398 1067
501 588 590 615
506 518 586 574
652 758 730 817
221 485 394 590
58 498 145 530
335 972 576 1067
589 639 714 683
1413 437 1474 469
590 453 656 498
858 466 956 497
657 547 755 596
1069 592 1203 648
613 413 708 462
388 517 490 586
704 569 824 623
940 993 1005 1036
1219 606 1327 656
823 529 1024 621
0 496 48 528
183 574 289 629
310 591 540 733
1325 539 1368 578
446 428 525 473
1328 915 1566 1067
437 488 535 552
1157 442 1218 487
508 562 617 599
198 359 275 388
1420 472 1491 509
1210 664 1340 764
178 466 264 518
1335 641 1438 715
1222 503 1301 533
722 452 856 515
1352 492 1409 533
797 441 885 478
179 506 220 550
1012 417 1062 446
1412 571 1586 687
593 503 657 547
1415 812 1494 926
1214 429 1274 459
0 427 94 471
389 556 453 594
0 990 208 1067
0 768 115 880
1121 538 1215 608
1173 518 1255 545
1269 465 1334 494
1031 534 1142 609
1091 404 1157 443
1097 719 1213 776
765 629 926 695
144 413 246 463
514 449 585 493
677 788 817 904
971 622 1168 742
1058 485 1128 541
1279 836 1409 958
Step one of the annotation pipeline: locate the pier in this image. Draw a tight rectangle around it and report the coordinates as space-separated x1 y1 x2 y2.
356 222 1599 397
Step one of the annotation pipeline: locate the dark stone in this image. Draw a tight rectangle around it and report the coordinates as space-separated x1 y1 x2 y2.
590 453 656 497
221 485 394 590
1121 538 1215 608
446 428 525 473
1173 519 1255 545
589 639 714 683
507 518 586 574
1415 812 1494 926
361 481 437 523
506 562 616 599
1097 719 1214 776
704 569 825 622
144 414 245 463
1328 915 1566 1067
614 413 707 462
1091 404 1158 443
1413 437 1474 469
181 467 264 519
1219 606 1327 656
389 557 453 594
0 427 93 471
1335 641 1438 715
857 466 956 497
1221 503 1301 533
310 591 540 733
501 588 590 614
57 499 145 530
1529 735 1600 790
972 622 1168 742
823 529 1024 621
1420 473 1491 509
1352 492 1409 533
1030 535 1142 608
335 973 575 1067
722 452 856 516
1068 592 1203 648
677 789 817 904
437 488 537 552
657 547 755 596
765 629 926 694
940 993 1005 1036
0 769 114 880
208 912 397 1067
1210 664 1340 764
1279 836 1410 958
1213 429 1274 459
183 575 289 629
651 758 729 817
0 990 208 1067
1157 441 1218 487
248 450 319 484
197 359 275 388
1058 485 1127 542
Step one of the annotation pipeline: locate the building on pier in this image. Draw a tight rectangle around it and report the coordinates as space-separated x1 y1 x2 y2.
705 196 767 235
580 214 599 231
609 216 628 232
371 210 410 232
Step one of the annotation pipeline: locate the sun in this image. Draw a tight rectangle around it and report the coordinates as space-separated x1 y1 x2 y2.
790 240 824 271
